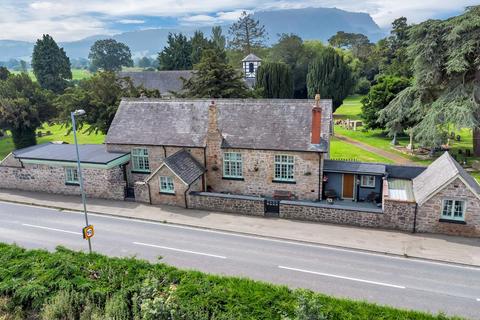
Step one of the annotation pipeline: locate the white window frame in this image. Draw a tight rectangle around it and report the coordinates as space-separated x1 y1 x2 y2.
441 199 466 221
159 176 175 194
223 152 243 179
65 167 79 184
131 148 150 172
360 175 376 188
274 154 295 182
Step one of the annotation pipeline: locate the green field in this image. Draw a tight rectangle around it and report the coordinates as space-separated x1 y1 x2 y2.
0 124 105 160
333 96 363 120
10 68 92 81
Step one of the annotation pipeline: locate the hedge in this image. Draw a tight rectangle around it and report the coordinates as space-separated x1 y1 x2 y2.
0 243 461 319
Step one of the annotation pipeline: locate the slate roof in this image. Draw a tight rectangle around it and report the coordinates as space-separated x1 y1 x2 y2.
413 152 480 205
106 99 333 153
323 160 386 175
386 165 426 180
242 54 262 62
163 150 205 185
13 143 128 164
118 71 193 96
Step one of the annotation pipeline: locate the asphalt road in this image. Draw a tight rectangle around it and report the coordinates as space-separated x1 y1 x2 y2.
0 201 479 319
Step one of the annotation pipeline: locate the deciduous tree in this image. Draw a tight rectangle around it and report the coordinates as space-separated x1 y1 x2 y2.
89 39 133 72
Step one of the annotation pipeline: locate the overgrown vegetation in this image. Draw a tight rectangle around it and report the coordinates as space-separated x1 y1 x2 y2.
0 243 460 320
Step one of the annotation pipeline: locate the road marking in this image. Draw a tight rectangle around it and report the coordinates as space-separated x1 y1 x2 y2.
133 241 227 259
22 223 82 235
477 298 480 302
4 201 480 272
278 265 406 289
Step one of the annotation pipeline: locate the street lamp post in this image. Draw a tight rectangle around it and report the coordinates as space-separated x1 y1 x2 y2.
71 109 92 254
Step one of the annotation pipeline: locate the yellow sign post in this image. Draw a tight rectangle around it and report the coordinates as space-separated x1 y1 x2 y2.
82 225 94 240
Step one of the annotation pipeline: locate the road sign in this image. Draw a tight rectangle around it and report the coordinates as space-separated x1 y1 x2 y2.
83 225 94 239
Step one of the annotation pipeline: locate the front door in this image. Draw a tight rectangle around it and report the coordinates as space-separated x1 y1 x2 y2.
342 174 355 199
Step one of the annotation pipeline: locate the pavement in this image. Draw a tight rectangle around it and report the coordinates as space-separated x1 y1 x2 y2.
1 200 479 318
0 188 479 267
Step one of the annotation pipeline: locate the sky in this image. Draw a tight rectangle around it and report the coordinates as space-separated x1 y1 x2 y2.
0 0 477 42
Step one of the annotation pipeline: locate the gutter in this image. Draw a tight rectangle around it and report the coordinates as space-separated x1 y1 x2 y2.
162 146 167 158
413 203 418 233
184 175 203 209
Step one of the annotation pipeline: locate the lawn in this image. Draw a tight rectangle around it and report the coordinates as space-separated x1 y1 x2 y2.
10 68 92 81
333 96 363 120
0 124 105 160
330 137 394 164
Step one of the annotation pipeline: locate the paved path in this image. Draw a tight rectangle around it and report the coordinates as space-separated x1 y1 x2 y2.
0 189 479 267
334 134 416 165
1 201 479 319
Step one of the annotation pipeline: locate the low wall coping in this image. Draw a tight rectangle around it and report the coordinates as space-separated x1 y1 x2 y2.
189 191 264 202
280 200 383 214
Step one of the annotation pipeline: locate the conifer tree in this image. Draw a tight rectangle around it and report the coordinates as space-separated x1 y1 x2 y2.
229 11 267 54
255 62 293 98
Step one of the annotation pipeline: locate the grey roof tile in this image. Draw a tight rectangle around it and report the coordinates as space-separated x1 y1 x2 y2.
13 143 128 164
106 98 333 153
413 152 480 205
242 54 262 62
163 150 205 185
323 160 386 175
118 71 193 95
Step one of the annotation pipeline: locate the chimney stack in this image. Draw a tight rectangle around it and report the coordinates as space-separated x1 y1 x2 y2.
208 100 219 134
311 94 322 144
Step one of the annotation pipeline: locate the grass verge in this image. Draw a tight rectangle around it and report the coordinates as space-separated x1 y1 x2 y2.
0 243 460 319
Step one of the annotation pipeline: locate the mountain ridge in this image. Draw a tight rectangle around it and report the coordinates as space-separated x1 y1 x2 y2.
0 7 385 61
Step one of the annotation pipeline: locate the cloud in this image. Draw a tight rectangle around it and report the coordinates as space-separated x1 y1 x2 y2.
0 0 477 41
117 19 145 24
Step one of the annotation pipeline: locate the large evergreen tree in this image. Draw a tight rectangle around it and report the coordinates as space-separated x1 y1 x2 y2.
179 49 249 98
211 26 226 50
382 6 480 155
255 62 293 99
89 39 133 72
0 73 54 149
157 33 193 70
229 11 267 54
361 76 410 130
31 34 72 93
306 47 354 111
191 31 213 65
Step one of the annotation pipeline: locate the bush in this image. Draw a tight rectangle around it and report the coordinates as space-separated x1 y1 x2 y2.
0 244 462 320
355 77 371 95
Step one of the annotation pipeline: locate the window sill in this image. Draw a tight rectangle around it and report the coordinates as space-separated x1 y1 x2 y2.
360 185 376 189
65 182 80 186
222 177 244 181
439 219 466 225
272 180 296 184
160 192 176 196
131 170 151 174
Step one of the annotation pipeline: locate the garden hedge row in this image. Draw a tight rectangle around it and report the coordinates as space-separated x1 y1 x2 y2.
0 243 461 319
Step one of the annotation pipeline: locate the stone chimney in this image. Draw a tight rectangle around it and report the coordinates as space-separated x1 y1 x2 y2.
208 100 219 134
311 94 322 144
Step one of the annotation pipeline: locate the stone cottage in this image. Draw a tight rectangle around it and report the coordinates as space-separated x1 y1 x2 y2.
1 96 479 237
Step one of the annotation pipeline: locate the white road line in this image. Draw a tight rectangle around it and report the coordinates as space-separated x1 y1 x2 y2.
22 223 82 236
133 241 227 259
477 298 480 302
4 201 480 271
278 265 406 289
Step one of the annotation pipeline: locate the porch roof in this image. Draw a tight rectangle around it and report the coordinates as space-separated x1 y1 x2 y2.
323 160 386 175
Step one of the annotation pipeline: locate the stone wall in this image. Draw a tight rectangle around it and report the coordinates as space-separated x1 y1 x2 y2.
416 178 480 237
0 161 126 200
147 165 203 207
205 148 323 201
106 144 205 186
280 199 416 231
188 192 265 216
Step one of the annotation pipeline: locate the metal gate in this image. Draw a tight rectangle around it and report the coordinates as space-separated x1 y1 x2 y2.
264 199 280 217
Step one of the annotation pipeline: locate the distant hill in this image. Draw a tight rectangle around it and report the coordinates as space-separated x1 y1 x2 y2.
0 7 385 61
